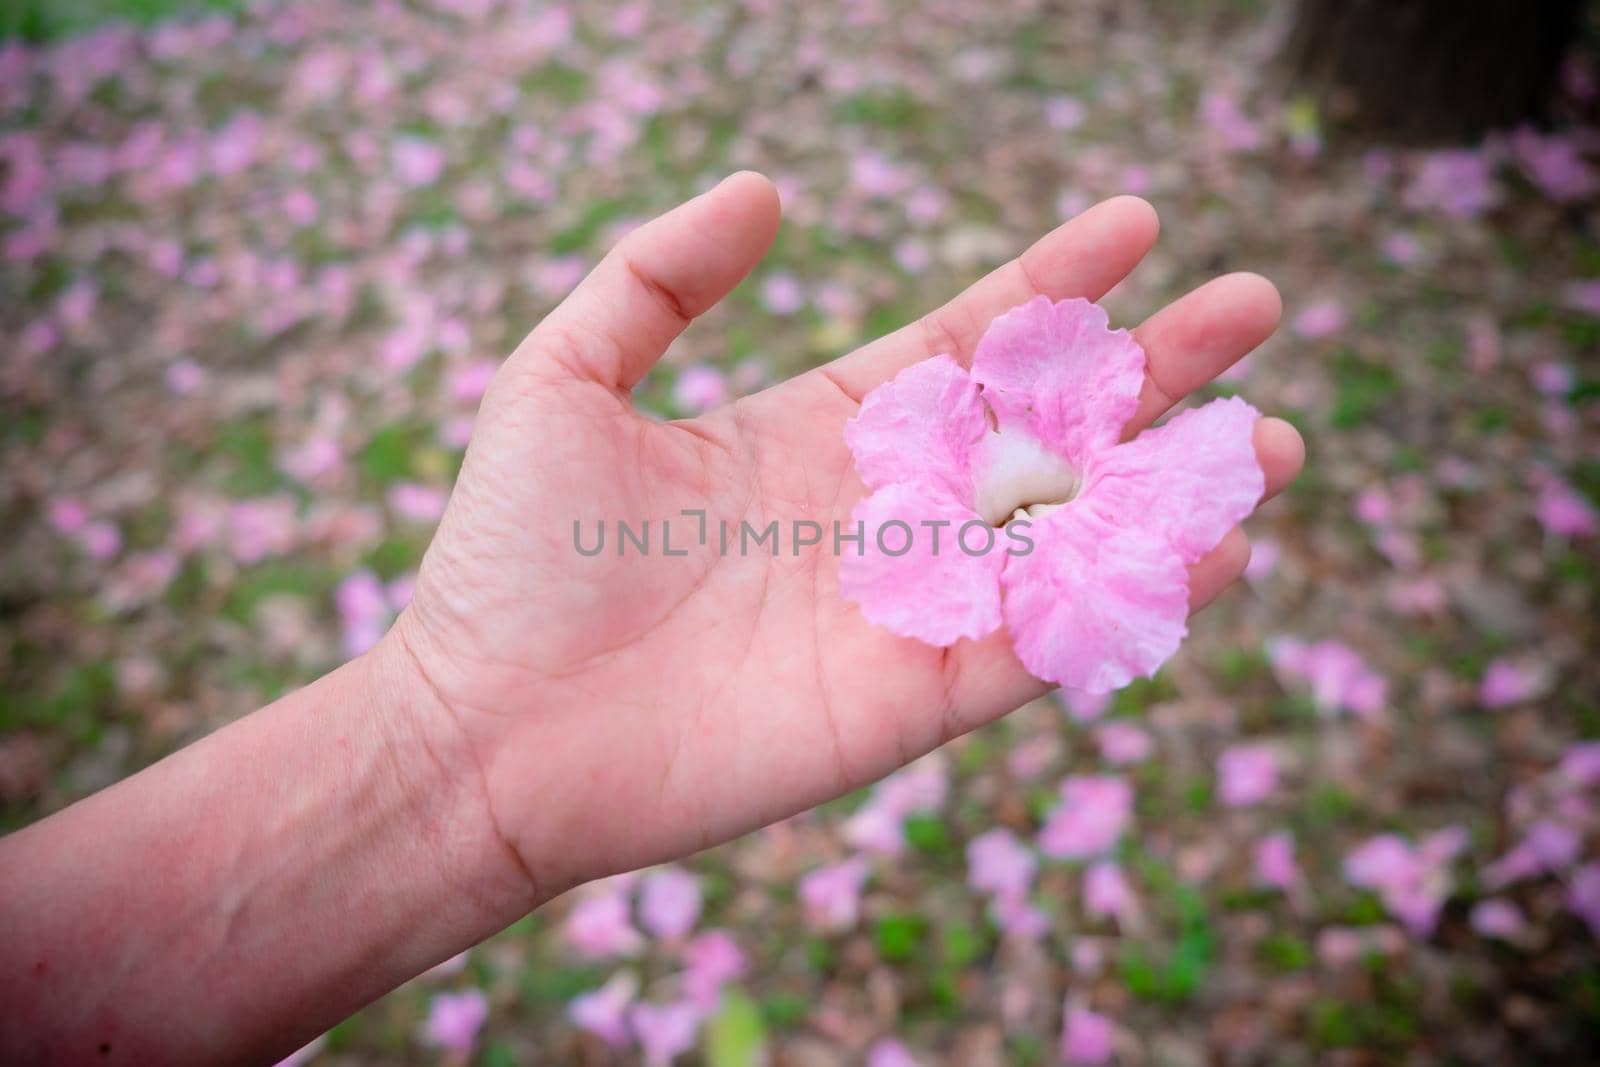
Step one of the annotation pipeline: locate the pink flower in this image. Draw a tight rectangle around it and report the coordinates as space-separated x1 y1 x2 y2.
639 866 701 941
564 882 645 959
1060 688 1110 723
989 890 1049 939
799 856 870 932
1384 232 1422 265
569 971 638 1048
1243 537 1279 584
867 1039 923 1067
1082 861 1138 925
387 482 447 523
1483 819 1580 889
422 989 489 1053
760 272 805 315
336 570 390 656
967 828 1037 898
1268 637 1387 718
1060 1003 1114 1066
1512 129 1597 201
1343 828 1465 937
449 359 498 403
1565 280 1600 316
1292 298 1346 339
1217 743 1278 807
393 137 445 187
1405 149 1499 218
1254 832 1299 892
843 756 947 854
1096 722 1152 765
1045 95 1085 130
840 298 1262 691
1201 90 1259 152
630 1000 700 1067
682 929 744 1011
1567 863 1600 938
1535 476 1597 538
671 364 728 414
1479 659 1539 709
1040 775 1133 859
1558 742 1600 788
1470 899 1530 943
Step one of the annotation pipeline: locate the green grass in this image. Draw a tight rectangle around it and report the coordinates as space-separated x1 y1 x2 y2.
2 0 245 42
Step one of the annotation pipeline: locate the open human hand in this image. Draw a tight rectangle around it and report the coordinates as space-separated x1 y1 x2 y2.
388 172 1304 902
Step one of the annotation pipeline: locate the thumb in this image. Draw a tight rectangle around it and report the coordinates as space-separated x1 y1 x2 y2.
512 171 782 392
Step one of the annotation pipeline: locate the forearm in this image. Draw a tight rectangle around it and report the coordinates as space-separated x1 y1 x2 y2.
0 639 534 1066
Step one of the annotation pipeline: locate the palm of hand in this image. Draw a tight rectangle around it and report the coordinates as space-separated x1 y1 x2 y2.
393 175 1302 898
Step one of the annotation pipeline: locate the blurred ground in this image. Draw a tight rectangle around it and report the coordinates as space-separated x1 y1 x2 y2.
2 1 1599 1064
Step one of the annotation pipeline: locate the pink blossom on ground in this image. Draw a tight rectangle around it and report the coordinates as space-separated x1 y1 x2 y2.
80 521 122 561
1217 743 1279 807
1045 95 1084 130
760 272 804 314
1243 537 1279 584
1060 1003 1114 1066
1254 832 1299 892
448 359 498 403
672 364 727 413
387 481 447 523
840 297 1262 691
1039 775 1133 859
1060 688 1111 723
990 889 1050 939
1471 899 1531 944
393 136 445 187
1531 361 1574 397
867 1039 922 1067
1405 149 1499 218
1384 232 1423 265
967 828 1037 897
165 358 205 395
569 971 638 1048
1082 860 1138 925
843 756 947 854
1479 659 1539 709
1268 636 1387 718
639 866 701 941
336 570 390 656
1200 90 1259 151
1567 863 1600 938
1558 742 1600 788
1096 721 1152 765
630 1000 700 1067
799 856 870 932
682 929 744 1012
1293 298 1346 339
1483 819 1581 889
564 882 645 959
1512 129 1597 201
1535 476 1597 538
1343 828 1466 937
422 989 489 1053
1564 279 1600 316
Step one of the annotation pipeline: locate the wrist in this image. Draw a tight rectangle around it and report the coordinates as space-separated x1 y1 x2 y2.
361 618 544 918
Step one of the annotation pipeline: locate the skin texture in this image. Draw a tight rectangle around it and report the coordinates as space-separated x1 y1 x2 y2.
0 174 1303 1065
397 173 1304 897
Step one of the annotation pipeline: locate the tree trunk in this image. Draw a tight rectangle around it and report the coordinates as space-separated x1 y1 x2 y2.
1280 0 1587 145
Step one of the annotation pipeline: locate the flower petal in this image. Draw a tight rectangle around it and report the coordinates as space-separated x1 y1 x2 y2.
840 485 1006 645
1001 507 1188 691
970 296 1145 465
843 354 987 503
1080 395 1263 565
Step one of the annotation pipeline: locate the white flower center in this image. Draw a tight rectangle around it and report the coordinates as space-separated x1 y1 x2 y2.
973 425 1080 526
